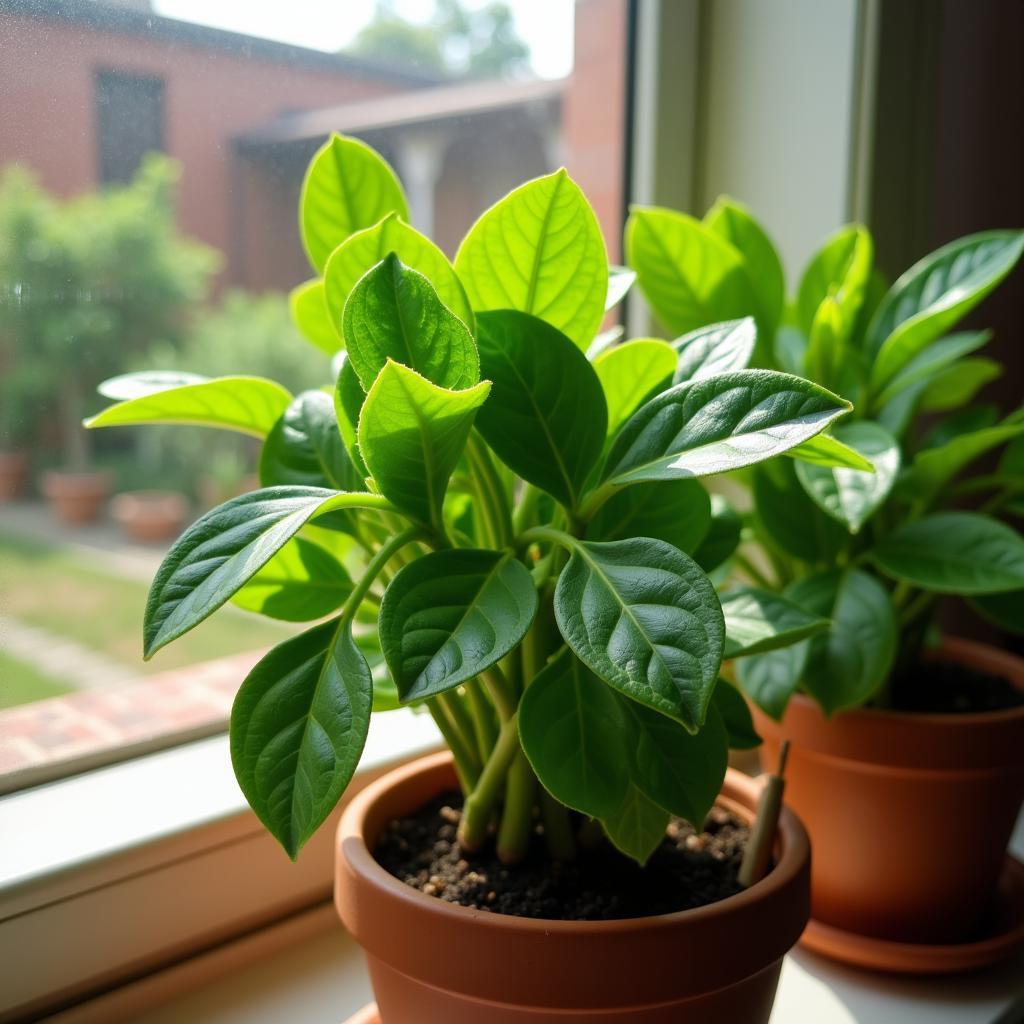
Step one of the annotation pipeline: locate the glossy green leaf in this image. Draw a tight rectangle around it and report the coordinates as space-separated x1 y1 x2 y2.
230 618 372 857
600 783 669 865
721 586 830 658
341 254 478 392
606 265 637 311
803 296 847 391
671 318 756 384
602 370 851 487
552 537 724 731
871 513 1024 594
873 331 991 409
585 479 711 554
87 375 292 439
867 230 1024 390
795 422 900 533
787 432 875 472
357 361 490 528
300 134 408 273
594 338 676 438
626 207 754 335
232 537 353 622
324 213 473 331
290 279 341 355
334 354 368 475
454 169 607 348
518 648 629 818
705 198 785 341
711 679 761 750
796 225 873 339
788 570 896 716
918 358 1001 412
970 590 1024 637
908 423 1024 500
690 494 742 573
737 641 809 721
97 371 207 400
474 310 606 509
144 487 392 658
378 549 537 702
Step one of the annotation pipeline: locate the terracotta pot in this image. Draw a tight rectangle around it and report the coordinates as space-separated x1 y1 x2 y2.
110 489 189 542
0 451 29 501
754 637 1024 946
336 752 810 1024
40 469 113 525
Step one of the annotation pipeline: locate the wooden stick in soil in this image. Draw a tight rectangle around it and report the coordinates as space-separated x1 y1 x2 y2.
738 741 789 888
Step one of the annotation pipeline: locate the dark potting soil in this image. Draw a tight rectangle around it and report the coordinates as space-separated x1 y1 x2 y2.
888 659 1024 714
373 791 750 921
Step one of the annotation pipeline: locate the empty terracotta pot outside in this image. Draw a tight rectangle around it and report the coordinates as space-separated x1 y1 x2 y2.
754 637 1024 945
0 452 29 501
40 469 113 525
336 752 810 1024
110 489 190 542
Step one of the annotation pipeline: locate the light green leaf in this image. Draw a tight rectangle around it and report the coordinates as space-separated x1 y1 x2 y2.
797 225 873 339
586 479 711 555
918 358 1001 412
721 586 830 658
867 230 1024 390
873 331 991 408
87 375 292 439
518 648 629 818
378 549 537 702
594 338 676 437
324 213 473 331
711 679 761 750
341 254 479 392
290 279 341 355
230 618 372 857
606 265 637 311
357 360 490 527
602 370 851 487
97 370 206 400
787 432 875 472
300 134 408 273
474 310 606 510
600 783 669 865
908 423 1024 500
552 537 724 731
626 207 755 335
672 317 757 384
795 422 900 533
454 169 607 348
871 513 1024 594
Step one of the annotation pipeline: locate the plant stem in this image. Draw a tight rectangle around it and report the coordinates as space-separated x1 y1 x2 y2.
441 690 479 761
496 749 536 864
464 680 498 761
467 433 513 547
732 550 774 589
457 714 520 851
342 526 422 620
512 481 541 535
540 789 576 860
575 480 619 523
482 664 517 721
428 700 479 793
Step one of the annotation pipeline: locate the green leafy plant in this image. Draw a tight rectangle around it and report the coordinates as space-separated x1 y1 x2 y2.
627 196 1024 718
90 136 850 863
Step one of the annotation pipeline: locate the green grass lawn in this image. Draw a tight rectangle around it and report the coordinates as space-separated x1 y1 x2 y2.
0 650 75 710
0 533 297 704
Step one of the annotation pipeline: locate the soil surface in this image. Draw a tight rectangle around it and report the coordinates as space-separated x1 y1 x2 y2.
889 659 1024 714
374 792 750 920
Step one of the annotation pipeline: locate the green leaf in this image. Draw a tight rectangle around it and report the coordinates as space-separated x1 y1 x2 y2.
454 169 607 348
918 358 1001 412
87 374 292 439
803 296 850 393
871 512 1024 594
232 537 353 622
690 494 742 573
600 783 669 865
737 642 809 721
619 695 728 826
585 479 711 555
970 590 1024 637
259 390 356 491
593 338 676 438
341 254 479 392
324 213 473 331
357 361 490 528
796 225 873 339
378 549 537 702
788 570 896 715
626 207 754 335
721 586 830 658
290 279 341 355
334 354 368 476
97 371 207 400
705 198 785 342
795 422 900 533
230 618 372 858
474 310 606 510
908 423 1024 500
518 648 629 818
671 318 756 384
873 331 991 408
552 537 724 731
602 370 851 487
144 487 392 658
867 230 1024 390
299 134 408 274
606 265 637 311
787 432 875 472
711 679 761 750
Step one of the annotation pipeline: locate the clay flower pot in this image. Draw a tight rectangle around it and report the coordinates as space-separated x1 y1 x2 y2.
0 451 29 501
754 637 1024 954
110 489 190 542
336 752 809 1024
40 469 114 525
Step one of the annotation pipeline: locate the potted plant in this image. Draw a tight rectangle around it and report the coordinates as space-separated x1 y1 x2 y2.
627 199 1024 970
85 135 879 1022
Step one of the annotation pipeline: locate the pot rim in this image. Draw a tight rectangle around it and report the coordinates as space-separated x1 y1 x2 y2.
339 753 809 934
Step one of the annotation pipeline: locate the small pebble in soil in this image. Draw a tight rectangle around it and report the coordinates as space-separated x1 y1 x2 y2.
374 793 750 921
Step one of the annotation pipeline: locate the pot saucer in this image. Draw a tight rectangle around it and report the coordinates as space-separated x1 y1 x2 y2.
800 856 1024 974
342 1004 380 1024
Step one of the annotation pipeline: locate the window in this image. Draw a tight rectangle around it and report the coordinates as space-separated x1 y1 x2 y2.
95 69 165 184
